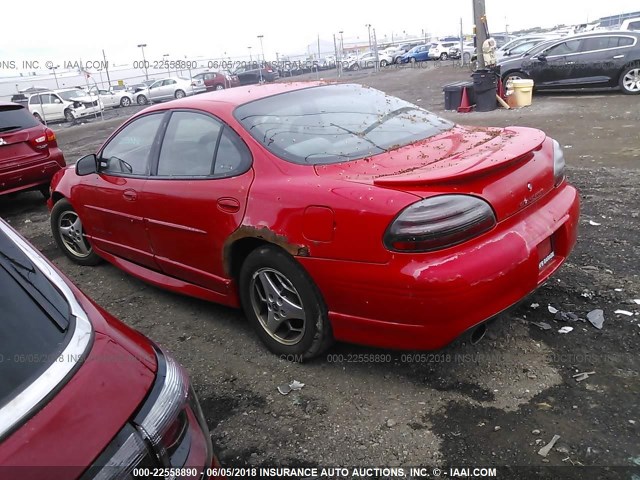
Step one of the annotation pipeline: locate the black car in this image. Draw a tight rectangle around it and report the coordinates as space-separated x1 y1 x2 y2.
499 31 640 94
233 62 280 85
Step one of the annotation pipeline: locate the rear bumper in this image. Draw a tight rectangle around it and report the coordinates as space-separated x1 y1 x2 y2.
0 151 65 195
298 184 580 350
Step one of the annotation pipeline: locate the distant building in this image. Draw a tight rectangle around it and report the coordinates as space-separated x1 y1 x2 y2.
596 11 640 28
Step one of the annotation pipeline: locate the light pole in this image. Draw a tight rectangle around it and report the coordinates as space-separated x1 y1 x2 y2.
163 54 170 76
48 64 60 89
365 24 372 52
257 35 265 83
137 43 149 80
339 31 344 58
248 46 253 63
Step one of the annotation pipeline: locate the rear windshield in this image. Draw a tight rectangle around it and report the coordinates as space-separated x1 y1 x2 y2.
0 105 41 132
0 228 71 409
234 84 453 165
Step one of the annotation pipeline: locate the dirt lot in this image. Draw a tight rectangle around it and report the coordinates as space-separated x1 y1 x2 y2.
2 64 639 479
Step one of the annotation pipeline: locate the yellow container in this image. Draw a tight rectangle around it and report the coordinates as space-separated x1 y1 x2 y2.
507 79 534 107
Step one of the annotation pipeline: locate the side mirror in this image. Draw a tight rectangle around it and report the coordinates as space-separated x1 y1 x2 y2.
537 54 547 62
75 154 98 176
54 99 62 104
504 49 511 56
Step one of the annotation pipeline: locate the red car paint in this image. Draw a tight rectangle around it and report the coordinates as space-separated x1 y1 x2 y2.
0 222 218 479
0 102 66 196
48 82 580 351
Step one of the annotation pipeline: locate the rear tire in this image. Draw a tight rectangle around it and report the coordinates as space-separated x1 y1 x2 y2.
619 64 640 95
175 89 186 99
120 96 132 107
51 199 101 266
215 84 225 90
239 245 333 360
33 113 43 123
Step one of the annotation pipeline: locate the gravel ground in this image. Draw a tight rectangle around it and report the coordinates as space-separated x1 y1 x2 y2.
2 63 638 479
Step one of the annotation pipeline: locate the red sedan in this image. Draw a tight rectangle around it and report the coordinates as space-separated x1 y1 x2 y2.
192 71 240 91
0 219 218 479
47 82 580 359
0 102 65 197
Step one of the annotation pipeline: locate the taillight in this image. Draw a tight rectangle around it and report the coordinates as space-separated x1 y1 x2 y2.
551 139 565 186
29 128 56 150
384 195 496 252
83 349 213 479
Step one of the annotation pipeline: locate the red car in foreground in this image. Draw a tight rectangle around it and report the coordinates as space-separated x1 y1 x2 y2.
0 219 217 478
48 82 580 359
0 102 65 197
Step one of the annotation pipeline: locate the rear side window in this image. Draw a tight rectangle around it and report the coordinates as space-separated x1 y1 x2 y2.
158 112 222 176
0 105 40 131
617 36 635 46
100 113 164 175
156 111 251 177
582 36 620 51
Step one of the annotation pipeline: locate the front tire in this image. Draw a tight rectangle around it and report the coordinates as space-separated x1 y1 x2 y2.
137 94 148 105
440 52 449 60
503 71 530 85
51 199 101 266
239 245 333 360
619 64 640 95
64 109 75 123
380 59 388 67
33 113 43 123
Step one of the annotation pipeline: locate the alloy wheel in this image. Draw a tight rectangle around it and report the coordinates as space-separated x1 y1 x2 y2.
249 267 306 346
58 211 92 258
623 68 640 92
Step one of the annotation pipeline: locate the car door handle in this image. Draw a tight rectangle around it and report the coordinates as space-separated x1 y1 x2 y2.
613 54 624 59
565 61 575 65
217 197 240 213
123 189 137 201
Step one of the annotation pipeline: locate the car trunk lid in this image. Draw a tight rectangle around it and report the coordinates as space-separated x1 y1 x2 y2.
314 125 554 221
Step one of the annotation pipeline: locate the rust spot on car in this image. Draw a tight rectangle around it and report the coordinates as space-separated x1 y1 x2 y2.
223 225 310 275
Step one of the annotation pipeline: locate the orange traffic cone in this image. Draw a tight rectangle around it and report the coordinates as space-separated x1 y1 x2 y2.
457 87 473 113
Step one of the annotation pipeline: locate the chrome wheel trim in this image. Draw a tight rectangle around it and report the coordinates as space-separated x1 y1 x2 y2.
121 97 131 106
249 267 306 346
175 90 185 98
623 68 640 92
58 211 92 258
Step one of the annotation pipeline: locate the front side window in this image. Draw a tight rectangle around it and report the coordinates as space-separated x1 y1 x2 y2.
545 39 581 56
100 113 164 175
234 84 453 165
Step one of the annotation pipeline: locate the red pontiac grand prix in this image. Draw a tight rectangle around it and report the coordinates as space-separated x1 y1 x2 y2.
47 82 580 359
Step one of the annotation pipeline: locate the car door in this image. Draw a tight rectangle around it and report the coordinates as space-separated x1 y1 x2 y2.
162 79 179 99
148 80 165 101
575 35 637 86
140 110 254 292
46 94 66 121
527 38 583 87
71 112 166 268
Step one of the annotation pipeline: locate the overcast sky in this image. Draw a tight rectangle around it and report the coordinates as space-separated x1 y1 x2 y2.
1 0 639 67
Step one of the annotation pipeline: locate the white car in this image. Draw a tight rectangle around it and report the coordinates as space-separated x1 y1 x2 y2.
27 89 103 123
88 87 134 108
428 41 459 60
621 17 640 31
134 77 204 105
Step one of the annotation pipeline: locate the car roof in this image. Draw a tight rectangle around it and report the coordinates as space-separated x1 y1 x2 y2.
0 101 26 108
142 81 326 112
